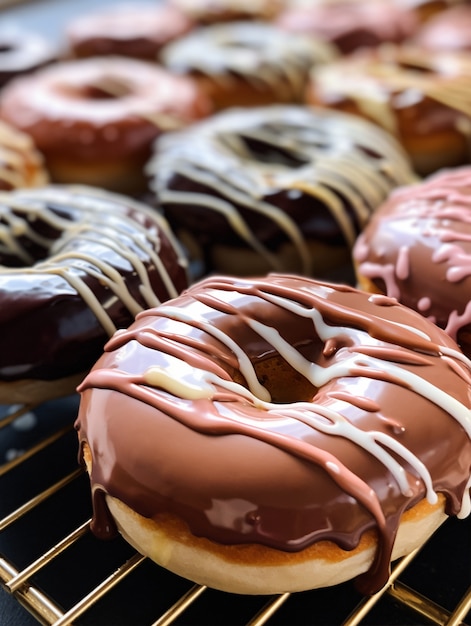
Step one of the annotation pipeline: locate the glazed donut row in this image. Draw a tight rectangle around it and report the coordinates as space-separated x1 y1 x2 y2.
0 0 471 605
1 0 471 196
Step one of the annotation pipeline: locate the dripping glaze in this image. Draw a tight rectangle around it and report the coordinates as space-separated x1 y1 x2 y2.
76 274 471 594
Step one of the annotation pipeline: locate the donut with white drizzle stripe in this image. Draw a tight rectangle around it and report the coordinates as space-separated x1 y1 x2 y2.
160 21 337 111
305 44 471 176
0 184 188 405
147 105 416 278
75 273 471 596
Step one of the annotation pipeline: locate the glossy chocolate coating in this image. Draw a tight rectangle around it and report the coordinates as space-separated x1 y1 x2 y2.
76 274 471 594
0 185 188 382
354 165 471 355
147 105 416 275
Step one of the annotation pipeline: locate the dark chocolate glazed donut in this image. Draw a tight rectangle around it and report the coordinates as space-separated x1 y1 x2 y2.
0 185 188 404
76 274 471 595
147 105 416 278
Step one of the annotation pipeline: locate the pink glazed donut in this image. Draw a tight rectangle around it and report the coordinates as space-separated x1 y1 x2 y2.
354 165 471 358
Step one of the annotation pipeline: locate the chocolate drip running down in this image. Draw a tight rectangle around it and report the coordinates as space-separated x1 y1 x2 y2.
76 274 471 595
147 105 416 277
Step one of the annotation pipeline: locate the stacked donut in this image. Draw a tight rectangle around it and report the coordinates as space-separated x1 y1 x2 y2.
0 0 470 603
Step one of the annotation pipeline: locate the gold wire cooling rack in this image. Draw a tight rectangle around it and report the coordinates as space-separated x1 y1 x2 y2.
0 401 470 626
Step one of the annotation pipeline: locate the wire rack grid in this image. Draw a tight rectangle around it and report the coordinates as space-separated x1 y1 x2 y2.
0 401 470 626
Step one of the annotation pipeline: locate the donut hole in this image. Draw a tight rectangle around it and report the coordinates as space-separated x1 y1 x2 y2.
61 79 131 101
238 135 309 168
0 202 71 267
0 44 14 54
235 355 317 403
81 82 128 100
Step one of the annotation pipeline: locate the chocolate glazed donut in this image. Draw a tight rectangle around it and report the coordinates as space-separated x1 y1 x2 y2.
305 45 471 176
76 274 471 596
160 21 336 110
147 105 416 278
0 185 189 405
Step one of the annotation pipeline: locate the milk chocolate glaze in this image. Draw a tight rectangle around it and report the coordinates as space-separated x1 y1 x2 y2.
76 274 471 594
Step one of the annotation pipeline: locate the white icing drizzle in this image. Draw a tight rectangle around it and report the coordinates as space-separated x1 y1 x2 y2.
312 46 471 140
149 106 416 274
355 167 471 337
171 0 282 20
0 121 48 189
280 402 435 503
161 21 335 100
0 185 188 336
149 303 271 402
144 280 471 516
